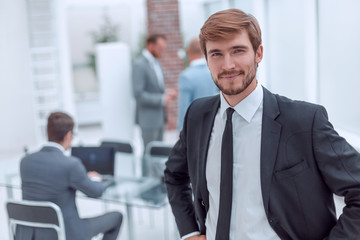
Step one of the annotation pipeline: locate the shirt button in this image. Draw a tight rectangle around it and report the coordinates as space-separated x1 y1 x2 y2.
201 201 205 206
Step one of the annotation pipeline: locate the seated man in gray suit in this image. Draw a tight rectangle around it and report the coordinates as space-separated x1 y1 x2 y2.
19 112 122 240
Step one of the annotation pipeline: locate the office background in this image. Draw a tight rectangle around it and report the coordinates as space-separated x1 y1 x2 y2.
1 0 360 156
0 0 359 238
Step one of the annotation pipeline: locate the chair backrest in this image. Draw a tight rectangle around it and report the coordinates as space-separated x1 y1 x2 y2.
100 141 133 154
145 141 173 178
100 140 136 177
145 141 173 158
6 199 66 240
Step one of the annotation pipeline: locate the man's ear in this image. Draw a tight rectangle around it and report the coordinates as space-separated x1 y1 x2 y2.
255 45 263 64
61 131 73 150
64 131 72 140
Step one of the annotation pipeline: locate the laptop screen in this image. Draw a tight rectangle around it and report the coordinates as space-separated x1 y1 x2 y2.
71 147 115 175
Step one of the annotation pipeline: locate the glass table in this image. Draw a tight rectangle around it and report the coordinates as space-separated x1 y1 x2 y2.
1 171 170 240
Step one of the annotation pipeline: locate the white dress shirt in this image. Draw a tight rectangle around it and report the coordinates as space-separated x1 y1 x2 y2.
45 141 65 153
205 84 280 240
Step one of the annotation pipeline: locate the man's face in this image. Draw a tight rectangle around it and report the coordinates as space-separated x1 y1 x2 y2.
206 31 263 96
149 38 167 58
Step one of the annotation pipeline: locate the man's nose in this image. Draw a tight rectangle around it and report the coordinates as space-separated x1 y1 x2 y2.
222 55 235 70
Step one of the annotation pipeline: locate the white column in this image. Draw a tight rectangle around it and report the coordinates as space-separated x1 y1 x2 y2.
0 0 37 155
57 0 76 115
96 42 135 142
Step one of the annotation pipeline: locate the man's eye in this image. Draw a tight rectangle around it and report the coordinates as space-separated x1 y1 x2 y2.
234 49 244 53
211 53 221 57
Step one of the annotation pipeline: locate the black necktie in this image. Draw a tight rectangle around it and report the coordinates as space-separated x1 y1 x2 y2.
215 107 235 240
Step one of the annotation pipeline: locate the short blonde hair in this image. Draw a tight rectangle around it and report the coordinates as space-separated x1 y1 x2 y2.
199 9 262 58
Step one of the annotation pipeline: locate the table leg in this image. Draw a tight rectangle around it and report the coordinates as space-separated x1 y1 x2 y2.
5 174 16 199
126 204 134 240
164 207 169 240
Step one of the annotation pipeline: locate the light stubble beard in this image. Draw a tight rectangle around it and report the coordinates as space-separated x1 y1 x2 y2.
213 60 257 96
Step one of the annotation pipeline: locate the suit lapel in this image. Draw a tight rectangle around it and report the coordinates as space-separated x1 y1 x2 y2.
199 96 220 206
260 87 282 213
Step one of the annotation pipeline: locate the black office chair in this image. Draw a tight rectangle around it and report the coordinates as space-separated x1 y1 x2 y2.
100 141 133 154
144 141 173 178
100 140 136 176
6 199 66 240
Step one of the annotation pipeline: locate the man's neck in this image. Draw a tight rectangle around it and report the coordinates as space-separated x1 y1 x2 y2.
46 141 66 152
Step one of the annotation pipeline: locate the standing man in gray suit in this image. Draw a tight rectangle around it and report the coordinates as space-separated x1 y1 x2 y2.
133 34 177 176
19 112 122 240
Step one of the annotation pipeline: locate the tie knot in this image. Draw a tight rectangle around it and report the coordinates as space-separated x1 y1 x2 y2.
226 107 235 120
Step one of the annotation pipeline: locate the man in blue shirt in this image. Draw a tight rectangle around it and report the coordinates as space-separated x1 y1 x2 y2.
177 38 218 131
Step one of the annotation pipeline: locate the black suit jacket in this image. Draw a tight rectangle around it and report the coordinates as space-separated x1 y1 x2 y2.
165 87 360 240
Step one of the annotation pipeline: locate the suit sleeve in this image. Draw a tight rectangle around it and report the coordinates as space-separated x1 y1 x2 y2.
132 59 164 107
68 158 105 198
312 106 360 239
165 106 200 237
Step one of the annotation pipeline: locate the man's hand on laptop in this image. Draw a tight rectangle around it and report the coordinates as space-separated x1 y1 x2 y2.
88 171 102 182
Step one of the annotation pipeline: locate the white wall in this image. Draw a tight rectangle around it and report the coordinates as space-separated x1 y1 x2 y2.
318 0 360 134
179 0 209 45
263 0 360 147
266 0 308 100
0 0 37 155
66 0 146 61
1 0 359 155
66 0 146 125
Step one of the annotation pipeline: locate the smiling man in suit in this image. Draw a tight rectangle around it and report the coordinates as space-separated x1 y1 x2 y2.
19 112 122 240
164 9 360 240
133 33 177 176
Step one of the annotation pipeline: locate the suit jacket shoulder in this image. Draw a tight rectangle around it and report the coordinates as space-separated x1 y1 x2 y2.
275 92 321 113
264 88 325 132
186 95 220 119
133 54 149 68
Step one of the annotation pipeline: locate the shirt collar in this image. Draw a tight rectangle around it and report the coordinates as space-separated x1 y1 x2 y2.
189 58 207 67
220 83 263 123
44 141 65 153
142 49 157 64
